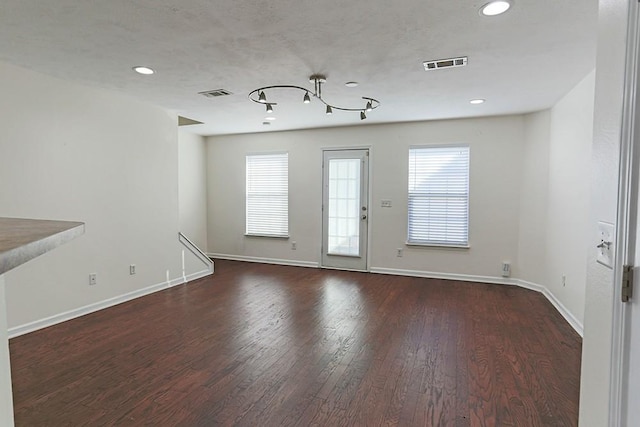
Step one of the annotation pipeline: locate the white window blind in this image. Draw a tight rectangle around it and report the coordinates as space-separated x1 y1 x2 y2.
246 153 289 237
408 145 469 246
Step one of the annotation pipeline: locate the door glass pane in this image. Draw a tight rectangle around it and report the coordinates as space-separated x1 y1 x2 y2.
328 158 360 255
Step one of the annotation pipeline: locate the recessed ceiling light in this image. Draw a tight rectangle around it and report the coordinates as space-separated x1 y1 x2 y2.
345 81 359 88
479 1 512 16
264 116 276 121
132 66 155 75
470 99 485 104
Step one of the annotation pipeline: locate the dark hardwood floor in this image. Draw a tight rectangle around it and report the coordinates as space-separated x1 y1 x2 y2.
10 260 581 426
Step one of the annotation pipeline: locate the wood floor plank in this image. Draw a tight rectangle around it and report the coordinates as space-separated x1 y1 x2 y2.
10 260 581 426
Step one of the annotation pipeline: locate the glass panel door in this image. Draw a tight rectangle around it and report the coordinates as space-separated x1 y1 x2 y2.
322 149 369 270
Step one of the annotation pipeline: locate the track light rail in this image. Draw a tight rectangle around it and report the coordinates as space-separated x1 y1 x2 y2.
248 74 380 120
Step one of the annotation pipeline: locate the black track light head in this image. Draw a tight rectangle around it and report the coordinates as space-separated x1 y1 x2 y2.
366 100 373 112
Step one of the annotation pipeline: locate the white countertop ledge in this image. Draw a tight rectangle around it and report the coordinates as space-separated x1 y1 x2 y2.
0 218 85 275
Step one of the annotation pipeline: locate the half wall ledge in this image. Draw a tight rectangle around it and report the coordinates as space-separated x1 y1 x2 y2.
0 217 84 426
0 217 85 275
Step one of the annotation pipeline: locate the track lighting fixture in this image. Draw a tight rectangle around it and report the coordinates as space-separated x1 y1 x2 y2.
249 74 380 120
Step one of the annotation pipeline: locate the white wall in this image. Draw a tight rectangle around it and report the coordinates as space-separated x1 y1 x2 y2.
518 71 595 328
580 0 629 424
545 71 594 324
0 61 184 329
179 130 208 251
206 116 525 279
518 110 550 286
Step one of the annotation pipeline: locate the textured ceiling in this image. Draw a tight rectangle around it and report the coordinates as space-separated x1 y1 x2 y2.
0 0 598 135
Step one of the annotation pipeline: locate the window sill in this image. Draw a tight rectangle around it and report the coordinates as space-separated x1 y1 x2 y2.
405 242 470 250
245 234 289 239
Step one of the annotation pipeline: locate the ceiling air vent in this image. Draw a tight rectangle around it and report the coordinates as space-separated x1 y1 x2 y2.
423 56 468 71
199 89 233 98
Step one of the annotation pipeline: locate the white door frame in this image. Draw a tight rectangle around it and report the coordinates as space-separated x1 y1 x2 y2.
609 1 640 425
320 147 372 271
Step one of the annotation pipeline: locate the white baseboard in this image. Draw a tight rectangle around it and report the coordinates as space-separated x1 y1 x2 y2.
9 257 582 339
8 269 212 339
205 258 583 336
207 253 319 269
185 268 213 283
369 267 515 286
516 279 584 337
168 277 185 287
510 279 545 293
370 267 583 337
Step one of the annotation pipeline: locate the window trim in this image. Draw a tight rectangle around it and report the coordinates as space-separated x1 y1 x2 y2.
405 242 470 250
244 233 290 239
407 144 470 248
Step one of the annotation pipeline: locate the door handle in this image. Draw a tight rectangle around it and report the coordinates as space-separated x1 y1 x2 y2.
361 214 367 220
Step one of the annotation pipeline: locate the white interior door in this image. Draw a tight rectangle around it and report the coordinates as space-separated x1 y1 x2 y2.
620 2 640 425
322 149 369 271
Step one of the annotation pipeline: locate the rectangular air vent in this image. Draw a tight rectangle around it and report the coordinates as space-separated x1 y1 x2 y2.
423 56 468 71
199 89 233 98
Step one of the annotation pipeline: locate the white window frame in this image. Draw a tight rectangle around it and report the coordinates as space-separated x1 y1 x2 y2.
245 152 289 238
407 144 470 248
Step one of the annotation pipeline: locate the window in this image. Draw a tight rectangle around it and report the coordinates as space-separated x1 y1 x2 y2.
327 158 361 256
408 145 469 246
246 153 288 237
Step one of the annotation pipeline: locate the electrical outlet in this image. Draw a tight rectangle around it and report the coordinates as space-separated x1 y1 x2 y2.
396 248 403 257
381 200 392 208
291 241 297 250
89 273 97 286
130 264 136 275
501 262 511 277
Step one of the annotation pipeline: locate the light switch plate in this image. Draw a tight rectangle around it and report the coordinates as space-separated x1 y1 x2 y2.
597 221 615 269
